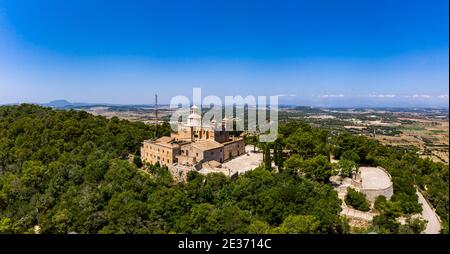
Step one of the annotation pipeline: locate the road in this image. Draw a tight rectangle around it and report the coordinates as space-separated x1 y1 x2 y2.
416 190 441 234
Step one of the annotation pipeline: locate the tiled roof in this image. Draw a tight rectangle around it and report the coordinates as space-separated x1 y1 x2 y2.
190 140 224 151
155 136 174 143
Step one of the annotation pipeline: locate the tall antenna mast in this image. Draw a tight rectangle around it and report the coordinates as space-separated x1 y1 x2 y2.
155 93 158 123
155 93 158 137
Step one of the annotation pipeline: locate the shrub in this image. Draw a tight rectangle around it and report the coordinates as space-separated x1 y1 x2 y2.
345 188 370 211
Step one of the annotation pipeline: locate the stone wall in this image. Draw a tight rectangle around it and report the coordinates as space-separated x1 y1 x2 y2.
361 184 394 203
169 165 195 182
361 167 394 202
223 139 245 161
201 147 224 164
141 142 179 167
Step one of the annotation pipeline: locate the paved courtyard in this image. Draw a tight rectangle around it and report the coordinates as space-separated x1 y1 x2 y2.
199 145 263 176
359 167 392 190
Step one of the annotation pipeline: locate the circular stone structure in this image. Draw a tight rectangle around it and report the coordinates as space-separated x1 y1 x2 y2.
357 166 394 202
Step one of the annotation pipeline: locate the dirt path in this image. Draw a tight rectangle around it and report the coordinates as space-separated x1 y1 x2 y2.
416 190 441 234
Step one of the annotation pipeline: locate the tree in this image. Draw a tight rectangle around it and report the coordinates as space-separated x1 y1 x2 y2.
133 155 143 168
204 173 229 192
0 218 20 233
374 195 389 212
345 188 370 212
298 155 333 183
338 159 356 178
374 196 402 217
272 215 320 234
177 203 215 233
245 136 258 152
264 144 272 170
1 105 445 235
284 154 303 170
372 214 400 234
248 220 271 234
340 150 360 163
398 217 427 234
273 142 283 168
284 154 333 183
285 131 316 158
186 205 252 234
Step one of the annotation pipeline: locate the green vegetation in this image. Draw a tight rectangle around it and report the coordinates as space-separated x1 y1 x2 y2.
400 125 426 131
371 214 427 234
263 144 272 170
0 105 447 234
345 188 370 212
284 155 333 183
429 129 446 134
176 170 346 233
340 150 360 163
338 159 357 178
332 132 448 233
270 215 320 234
0 105 346 234
261 121 448 233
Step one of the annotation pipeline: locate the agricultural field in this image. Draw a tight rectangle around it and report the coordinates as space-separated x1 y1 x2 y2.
55 104 448 164
279 107 449 164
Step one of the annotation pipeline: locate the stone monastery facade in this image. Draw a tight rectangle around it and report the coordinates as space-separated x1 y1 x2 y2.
141 105 245 169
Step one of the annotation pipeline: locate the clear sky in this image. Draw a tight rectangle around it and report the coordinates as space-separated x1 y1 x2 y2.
0 0 448 107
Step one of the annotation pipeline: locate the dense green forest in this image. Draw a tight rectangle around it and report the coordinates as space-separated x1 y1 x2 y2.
271 122 448 233
0 105 448 234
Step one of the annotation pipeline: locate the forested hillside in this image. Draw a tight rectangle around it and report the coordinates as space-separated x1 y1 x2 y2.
0 105 447 234
0 105 346 233
332 131 448 233
272 122 448 233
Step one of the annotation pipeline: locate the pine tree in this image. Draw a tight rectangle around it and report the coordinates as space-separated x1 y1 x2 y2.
264 144 271 170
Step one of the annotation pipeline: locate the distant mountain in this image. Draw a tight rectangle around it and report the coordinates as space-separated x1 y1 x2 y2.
40 100 161 109
42 100 97 108
45 100 73 107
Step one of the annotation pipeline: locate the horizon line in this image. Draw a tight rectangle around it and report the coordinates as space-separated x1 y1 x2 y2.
1 101 448 109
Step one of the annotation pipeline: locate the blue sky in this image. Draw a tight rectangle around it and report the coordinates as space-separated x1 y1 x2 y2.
0 0 448 107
